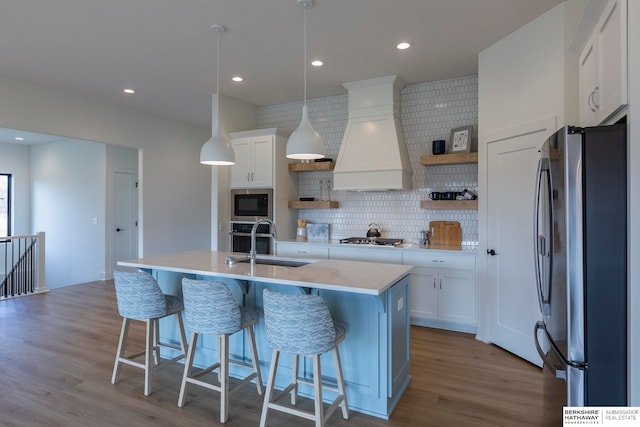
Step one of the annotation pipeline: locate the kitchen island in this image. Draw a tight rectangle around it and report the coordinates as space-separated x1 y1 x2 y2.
118 250 413 419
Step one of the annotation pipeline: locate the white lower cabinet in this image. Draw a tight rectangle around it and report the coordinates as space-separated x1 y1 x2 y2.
408 267 438 320
403 251 477 333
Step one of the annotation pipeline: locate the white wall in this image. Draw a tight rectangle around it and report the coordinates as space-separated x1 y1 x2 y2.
31 140 106 288
478 3 571 135
0 142 31 236
0 75 212 260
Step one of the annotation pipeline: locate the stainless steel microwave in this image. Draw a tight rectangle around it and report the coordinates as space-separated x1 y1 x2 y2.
230 188 273 221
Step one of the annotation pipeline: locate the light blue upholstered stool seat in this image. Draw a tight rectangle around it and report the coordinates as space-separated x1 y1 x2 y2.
260 289 349 427
111 270 188 396
178 278 264 424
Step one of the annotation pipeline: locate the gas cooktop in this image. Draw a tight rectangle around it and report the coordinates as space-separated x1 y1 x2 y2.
339 237 404 246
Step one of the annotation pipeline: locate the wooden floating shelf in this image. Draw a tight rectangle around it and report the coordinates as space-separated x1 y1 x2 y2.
420 200 478 210
419 152 478 166
288 161 335 172
288 200 339 209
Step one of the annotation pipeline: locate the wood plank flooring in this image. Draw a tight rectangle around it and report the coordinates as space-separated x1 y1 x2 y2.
0 281 544 426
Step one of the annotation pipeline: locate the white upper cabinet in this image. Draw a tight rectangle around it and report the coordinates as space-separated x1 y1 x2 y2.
579 0 627 126
579 40 599 126
229 128 298 240
231 134 274 188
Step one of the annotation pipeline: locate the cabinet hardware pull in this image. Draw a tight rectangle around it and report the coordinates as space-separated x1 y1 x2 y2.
247 172 251 181
588 90 596 112
593 86 599 109
433 278 436 289
487 249 497 256
439 278 442 289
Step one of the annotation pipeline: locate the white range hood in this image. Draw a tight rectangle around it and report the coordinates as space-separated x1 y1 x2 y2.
333 75 412 191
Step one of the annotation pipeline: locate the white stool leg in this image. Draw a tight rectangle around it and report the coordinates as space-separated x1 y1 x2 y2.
175 312 188 356
312 354 324 427
178 332 198 407
144 319 154 396
153 319 161 366
333 347 349 419
111 317 130 384
247 324 264 395
290 354 299 405
259 349 280 427
220 334 229 423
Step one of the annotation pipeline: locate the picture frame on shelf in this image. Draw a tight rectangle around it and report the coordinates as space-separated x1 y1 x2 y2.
448 125 473 153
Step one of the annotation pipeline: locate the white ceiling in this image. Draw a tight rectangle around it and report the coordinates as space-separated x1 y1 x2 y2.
0 0 563 132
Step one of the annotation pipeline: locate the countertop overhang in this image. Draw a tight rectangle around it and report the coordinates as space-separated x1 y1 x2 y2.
118 250 413 296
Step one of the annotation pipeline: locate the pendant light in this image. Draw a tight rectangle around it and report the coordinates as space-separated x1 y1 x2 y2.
200 24 235 165
286 0 325 160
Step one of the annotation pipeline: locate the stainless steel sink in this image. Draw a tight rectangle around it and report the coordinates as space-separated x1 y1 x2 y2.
238 257 311 267
224 254 313 268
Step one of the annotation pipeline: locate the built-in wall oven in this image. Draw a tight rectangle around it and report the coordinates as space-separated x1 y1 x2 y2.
230 188 274 254
230 222 273 255
230 188 272 222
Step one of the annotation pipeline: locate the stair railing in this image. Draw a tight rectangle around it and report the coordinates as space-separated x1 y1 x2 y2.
0 232 46 299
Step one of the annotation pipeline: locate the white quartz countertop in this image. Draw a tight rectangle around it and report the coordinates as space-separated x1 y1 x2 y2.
118 250 413 296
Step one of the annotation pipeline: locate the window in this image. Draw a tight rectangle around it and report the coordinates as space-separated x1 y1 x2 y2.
0 174 10 237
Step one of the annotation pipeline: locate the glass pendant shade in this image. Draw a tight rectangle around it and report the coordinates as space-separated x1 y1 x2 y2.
286 104 325 160
200 119 234 165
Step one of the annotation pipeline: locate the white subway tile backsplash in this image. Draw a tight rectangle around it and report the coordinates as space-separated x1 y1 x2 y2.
256 75 478 244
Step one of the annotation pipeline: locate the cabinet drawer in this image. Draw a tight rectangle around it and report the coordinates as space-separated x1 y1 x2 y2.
276 243 329 259
402 251 475 270
329 246 402 264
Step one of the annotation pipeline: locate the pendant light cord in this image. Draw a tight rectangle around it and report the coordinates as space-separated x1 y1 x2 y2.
303 4 307 105
216 27 220 123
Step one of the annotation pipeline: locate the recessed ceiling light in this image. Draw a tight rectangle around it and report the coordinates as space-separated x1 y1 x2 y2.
397 42 410 50
14 137 24 141
311 60 323 67
232 76 243 82
123 88 135 94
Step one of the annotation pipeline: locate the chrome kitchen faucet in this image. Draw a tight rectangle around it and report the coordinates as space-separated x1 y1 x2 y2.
250 218 277 267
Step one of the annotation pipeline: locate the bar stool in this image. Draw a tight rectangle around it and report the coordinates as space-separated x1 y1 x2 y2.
260 289 349 427
178 278 263 424
111 270 188 396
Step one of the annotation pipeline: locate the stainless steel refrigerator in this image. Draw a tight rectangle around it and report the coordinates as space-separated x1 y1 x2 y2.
533 124 627 422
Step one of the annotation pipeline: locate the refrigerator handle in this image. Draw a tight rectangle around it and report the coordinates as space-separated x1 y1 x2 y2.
533 159 545 314
534 321 567 380
534 157 552 315
541 162 553 309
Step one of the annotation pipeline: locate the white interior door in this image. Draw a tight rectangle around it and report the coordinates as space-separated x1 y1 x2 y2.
485 118 555 367
114 172 138 271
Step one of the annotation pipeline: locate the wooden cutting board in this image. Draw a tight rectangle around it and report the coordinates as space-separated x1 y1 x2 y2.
429 221 462 246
